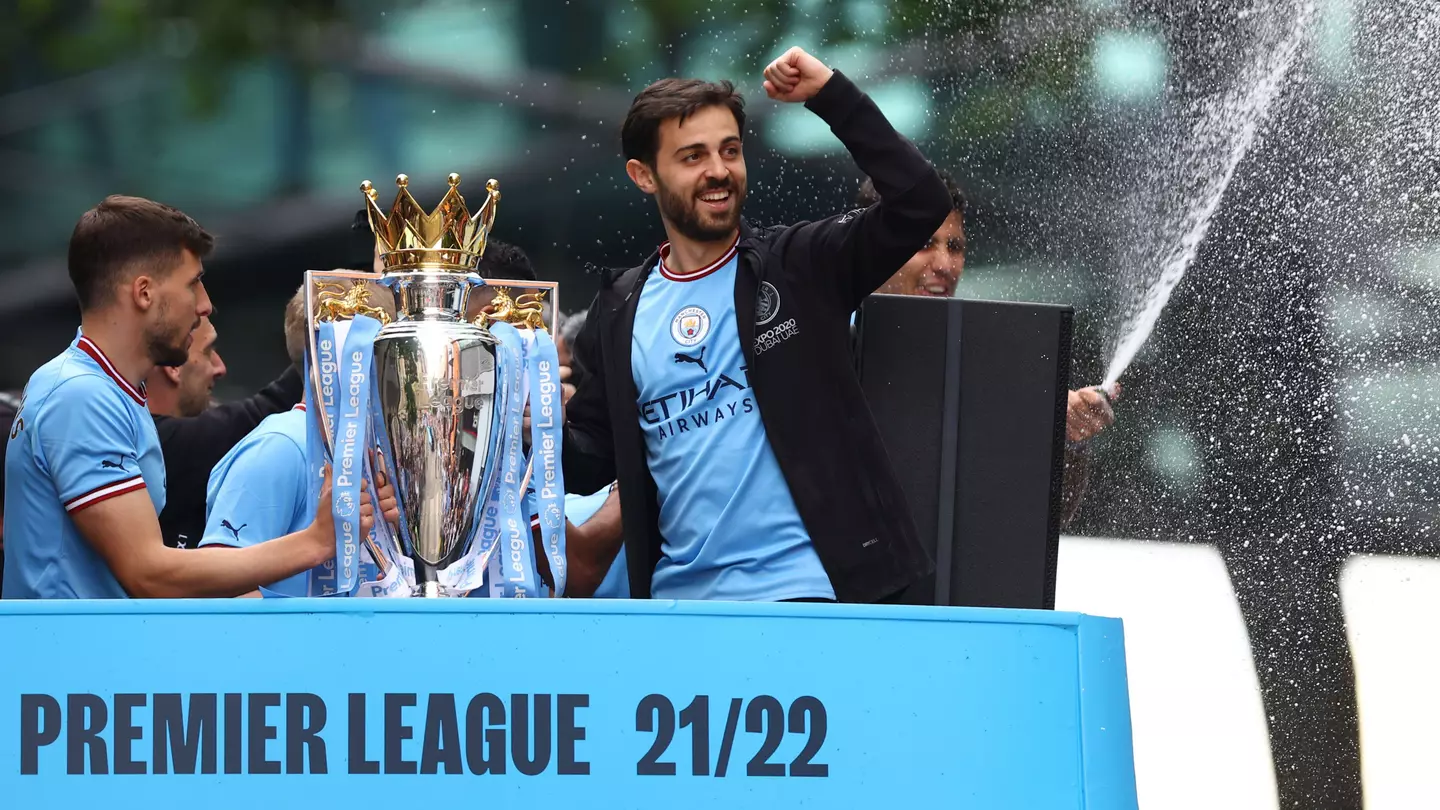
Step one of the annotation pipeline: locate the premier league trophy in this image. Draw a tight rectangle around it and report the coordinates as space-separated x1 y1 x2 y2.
297 173 567 599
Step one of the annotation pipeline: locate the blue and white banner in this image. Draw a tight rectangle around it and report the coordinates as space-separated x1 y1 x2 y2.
0 601 1138 808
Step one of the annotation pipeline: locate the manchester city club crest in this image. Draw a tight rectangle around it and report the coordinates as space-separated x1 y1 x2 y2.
756 281 780 326
671 305 711 347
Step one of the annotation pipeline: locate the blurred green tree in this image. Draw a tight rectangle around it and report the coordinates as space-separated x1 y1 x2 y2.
4 0 352 113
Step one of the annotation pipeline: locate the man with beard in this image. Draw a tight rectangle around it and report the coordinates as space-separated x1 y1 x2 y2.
3 196 368 598
143 313 306 549
563 48 951 603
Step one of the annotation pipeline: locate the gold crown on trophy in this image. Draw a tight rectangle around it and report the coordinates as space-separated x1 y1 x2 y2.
360 172 500 273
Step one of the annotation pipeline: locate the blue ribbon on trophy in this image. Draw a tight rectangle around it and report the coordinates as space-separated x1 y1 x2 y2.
479 321 538 597
306 319 343 596
290 314 387 597
330 315 383 593
525 328 568 596
497 323 540 598
465 321 567 598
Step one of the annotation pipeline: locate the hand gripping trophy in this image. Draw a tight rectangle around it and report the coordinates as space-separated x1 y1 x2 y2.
298 173 567 598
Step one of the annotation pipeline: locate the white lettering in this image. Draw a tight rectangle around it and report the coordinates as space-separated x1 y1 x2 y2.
506 519 525 582
347 350 365 408
318 338 337 402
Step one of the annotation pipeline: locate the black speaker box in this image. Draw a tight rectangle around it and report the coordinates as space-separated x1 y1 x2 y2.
854 295 1073 610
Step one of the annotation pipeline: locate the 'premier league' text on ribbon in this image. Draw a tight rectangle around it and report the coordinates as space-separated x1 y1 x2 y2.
311 323 343 596
317 336 337 422
491 323 537 598
325 315 382 594
527 330 568 595
333 349 366 581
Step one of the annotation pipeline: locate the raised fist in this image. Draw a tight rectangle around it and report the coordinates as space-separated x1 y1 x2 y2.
763 47 835 103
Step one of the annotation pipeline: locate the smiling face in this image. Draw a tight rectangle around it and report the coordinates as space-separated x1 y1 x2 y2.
876 211 966 298
628 104 748 244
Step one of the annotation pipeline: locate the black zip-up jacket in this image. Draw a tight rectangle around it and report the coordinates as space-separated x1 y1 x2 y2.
563 70 952 603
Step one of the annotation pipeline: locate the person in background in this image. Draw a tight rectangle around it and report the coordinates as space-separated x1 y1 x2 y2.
855 174 1118 526
145 312 304 548
144 316 226 419
0 390 20 594
479 240 538 282
199 281 398 596
3 195 367 598
557 309 591 390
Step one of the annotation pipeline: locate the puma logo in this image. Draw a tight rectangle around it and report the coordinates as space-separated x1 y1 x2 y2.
100 458 126 471
220 520 247 541
674 346 707 373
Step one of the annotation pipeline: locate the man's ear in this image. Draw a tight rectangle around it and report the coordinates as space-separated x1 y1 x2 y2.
626 159 658 195
131 274 155 312
162 365 183 385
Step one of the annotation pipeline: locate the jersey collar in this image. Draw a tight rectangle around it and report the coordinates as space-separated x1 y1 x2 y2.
657 234 739 282
76 335 147 406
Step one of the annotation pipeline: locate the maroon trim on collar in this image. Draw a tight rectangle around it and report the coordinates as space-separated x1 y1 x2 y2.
657 235 740 282
76 336 146 406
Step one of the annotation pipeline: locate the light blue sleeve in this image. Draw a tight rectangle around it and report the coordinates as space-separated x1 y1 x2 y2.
200 432 308 549
563 488 610 526
564 487 630 599
37 375 147 514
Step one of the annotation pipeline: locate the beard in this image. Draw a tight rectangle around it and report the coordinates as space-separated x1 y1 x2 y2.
656 175 746 243
146 300 194 368
176 379 212 418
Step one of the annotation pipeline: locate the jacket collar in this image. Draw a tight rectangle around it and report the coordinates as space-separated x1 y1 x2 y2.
605 219 762 294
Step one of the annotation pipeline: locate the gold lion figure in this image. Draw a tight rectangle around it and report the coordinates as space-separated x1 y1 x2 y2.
513 292 548 330
314 281 392 324
477 287 548 331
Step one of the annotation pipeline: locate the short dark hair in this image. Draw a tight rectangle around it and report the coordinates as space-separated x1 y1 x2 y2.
621 78 746 166
68 195 214 311
477 239 536 281
857 169 968 215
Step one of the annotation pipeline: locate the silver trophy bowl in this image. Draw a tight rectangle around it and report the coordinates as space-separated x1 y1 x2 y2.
370 272 506 597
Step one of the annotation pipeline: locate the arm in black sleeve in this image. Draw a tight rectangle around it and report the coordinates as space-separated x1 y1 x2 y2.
562 293 617 494
792 70 952 311
168 364 304 458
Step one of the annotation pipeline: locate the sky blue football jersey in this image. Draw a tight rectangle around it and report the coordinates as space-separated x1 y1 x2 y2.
200 406 314 595
629 240 834 602
3 333 166 599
